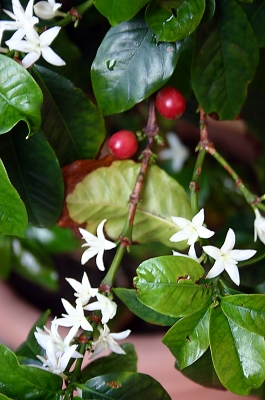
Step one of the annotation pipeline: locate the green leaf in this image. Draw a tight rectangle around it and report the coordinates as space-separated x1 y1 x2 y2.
91 16 181 115
0 345 62 399
221 294 265 337
93 0 149 25
114 288 179 326
0 160 27 237
209 305 265 395
0 55 42 136
12 238 58 291
162 305 210 369
32 66 106 166
134 255 213 317
66 160 192 249
0 125 64 227
191 0 259 120
79 372 171 399
0 395 13 399
81 344 137 382
240 0 265 47
145 0 205 42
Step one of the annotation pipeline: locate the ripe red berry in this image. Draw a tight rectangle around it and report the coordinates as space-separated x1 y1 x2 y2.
108 130 138 159
155 87 186 119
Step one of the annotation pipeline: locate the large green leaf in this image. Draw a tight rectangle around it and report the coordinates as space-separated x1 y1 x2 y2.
93 0 149 25
32 66 106 166
134 255 213 317
191 0 259 120
240 0 265 47
0 345 62 399
91 16 181 115
79 372 171 399
162 305 210 369
114 288 179 326
0 159 27 237
81 344 137 382
145 0 205 42
0 125 64 227
0 55 42 136
209 306 265 395
221 294 265 337
66 160 192 248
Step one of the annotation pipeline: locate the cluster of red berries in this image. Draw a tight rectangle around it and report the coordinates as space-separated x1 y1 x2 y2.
108 87 186 159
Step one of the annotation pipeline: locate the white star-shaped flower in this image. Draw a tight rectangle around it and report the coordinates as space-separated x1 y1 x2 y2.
254 208 265 244
159 132 190 172
65 272 98 306
92 324 131 357
53 299 93 338
5 21 65 68
79 219 116 271
2 0 38 40
84 293 117 324
170 208 214 246
203 228 256 286
34 0 66 20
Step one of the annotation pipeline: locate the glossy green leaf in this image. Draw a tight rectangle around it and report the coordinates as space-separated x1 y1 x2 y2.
134 255 213 317
91 16 181 115
114 288 179 326
0 235 12 279
0 55 42 136
209 306 265 395
12 238 58 291
79 372 171 399
221 294 265 337
204 0 216 21
93 0 149 25
145 0 205 42
163 305 210 369
0 125 64 227
0 160 27 237
32 66 106 166
0 345 62 399
66 160 192 249
192 0 259 120
240 0 265 47
81 344 137 382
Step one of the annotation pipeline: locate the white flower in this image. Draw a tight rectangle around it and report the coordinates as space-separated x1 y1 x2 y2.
159 132 190 172
65 272 98 306
2 0 38 40
84 293 117 324
173 243 203 263
5 22 65 68
203 228 256 286
79 219 116 271
34 0 66 20
37 340 82 378
170 208 214 246
92 324 131 357
254 208 265 244
53 299 93 338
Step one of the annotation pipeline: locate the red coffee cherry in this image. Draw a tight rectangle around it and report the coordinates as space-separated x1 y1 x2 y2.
155 87 186 119
108 130 138 159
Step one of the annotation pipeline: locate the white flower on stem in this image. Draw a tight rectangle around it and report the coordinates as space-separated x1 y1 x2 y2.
34 0 66 20
92 324 131 357
65 272 98 306
37 340 82 378
84 293 117 324
254 208 265 244
53 299 93 338
159 132 190 172
79 219 116 271
170 208 214 246
203 228 256 286
35 318 81 358
173 243 203 263
2 0 38 39
5 22 65 68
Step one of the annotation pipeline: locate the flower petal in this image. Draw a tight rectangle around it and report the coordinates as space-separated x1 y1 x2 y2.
202 245 221 261
229 249 256 262
22 51 40 68
169 230 189 243
171 216 190 229
206 259 225 279
192 208 204 226
40 25 61 46
221 228 235 253
225 263 240 286
41 45 66 66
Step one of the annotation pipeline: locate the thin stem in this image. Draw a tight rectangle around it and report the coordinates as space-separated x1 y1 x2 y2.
190 148 206 215
64 343 87 400
49 0 93 28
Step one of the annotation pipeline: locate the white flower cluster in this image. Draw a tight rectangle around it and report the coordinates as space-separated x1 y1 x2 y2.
170 208 257 286
0 0 65 68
